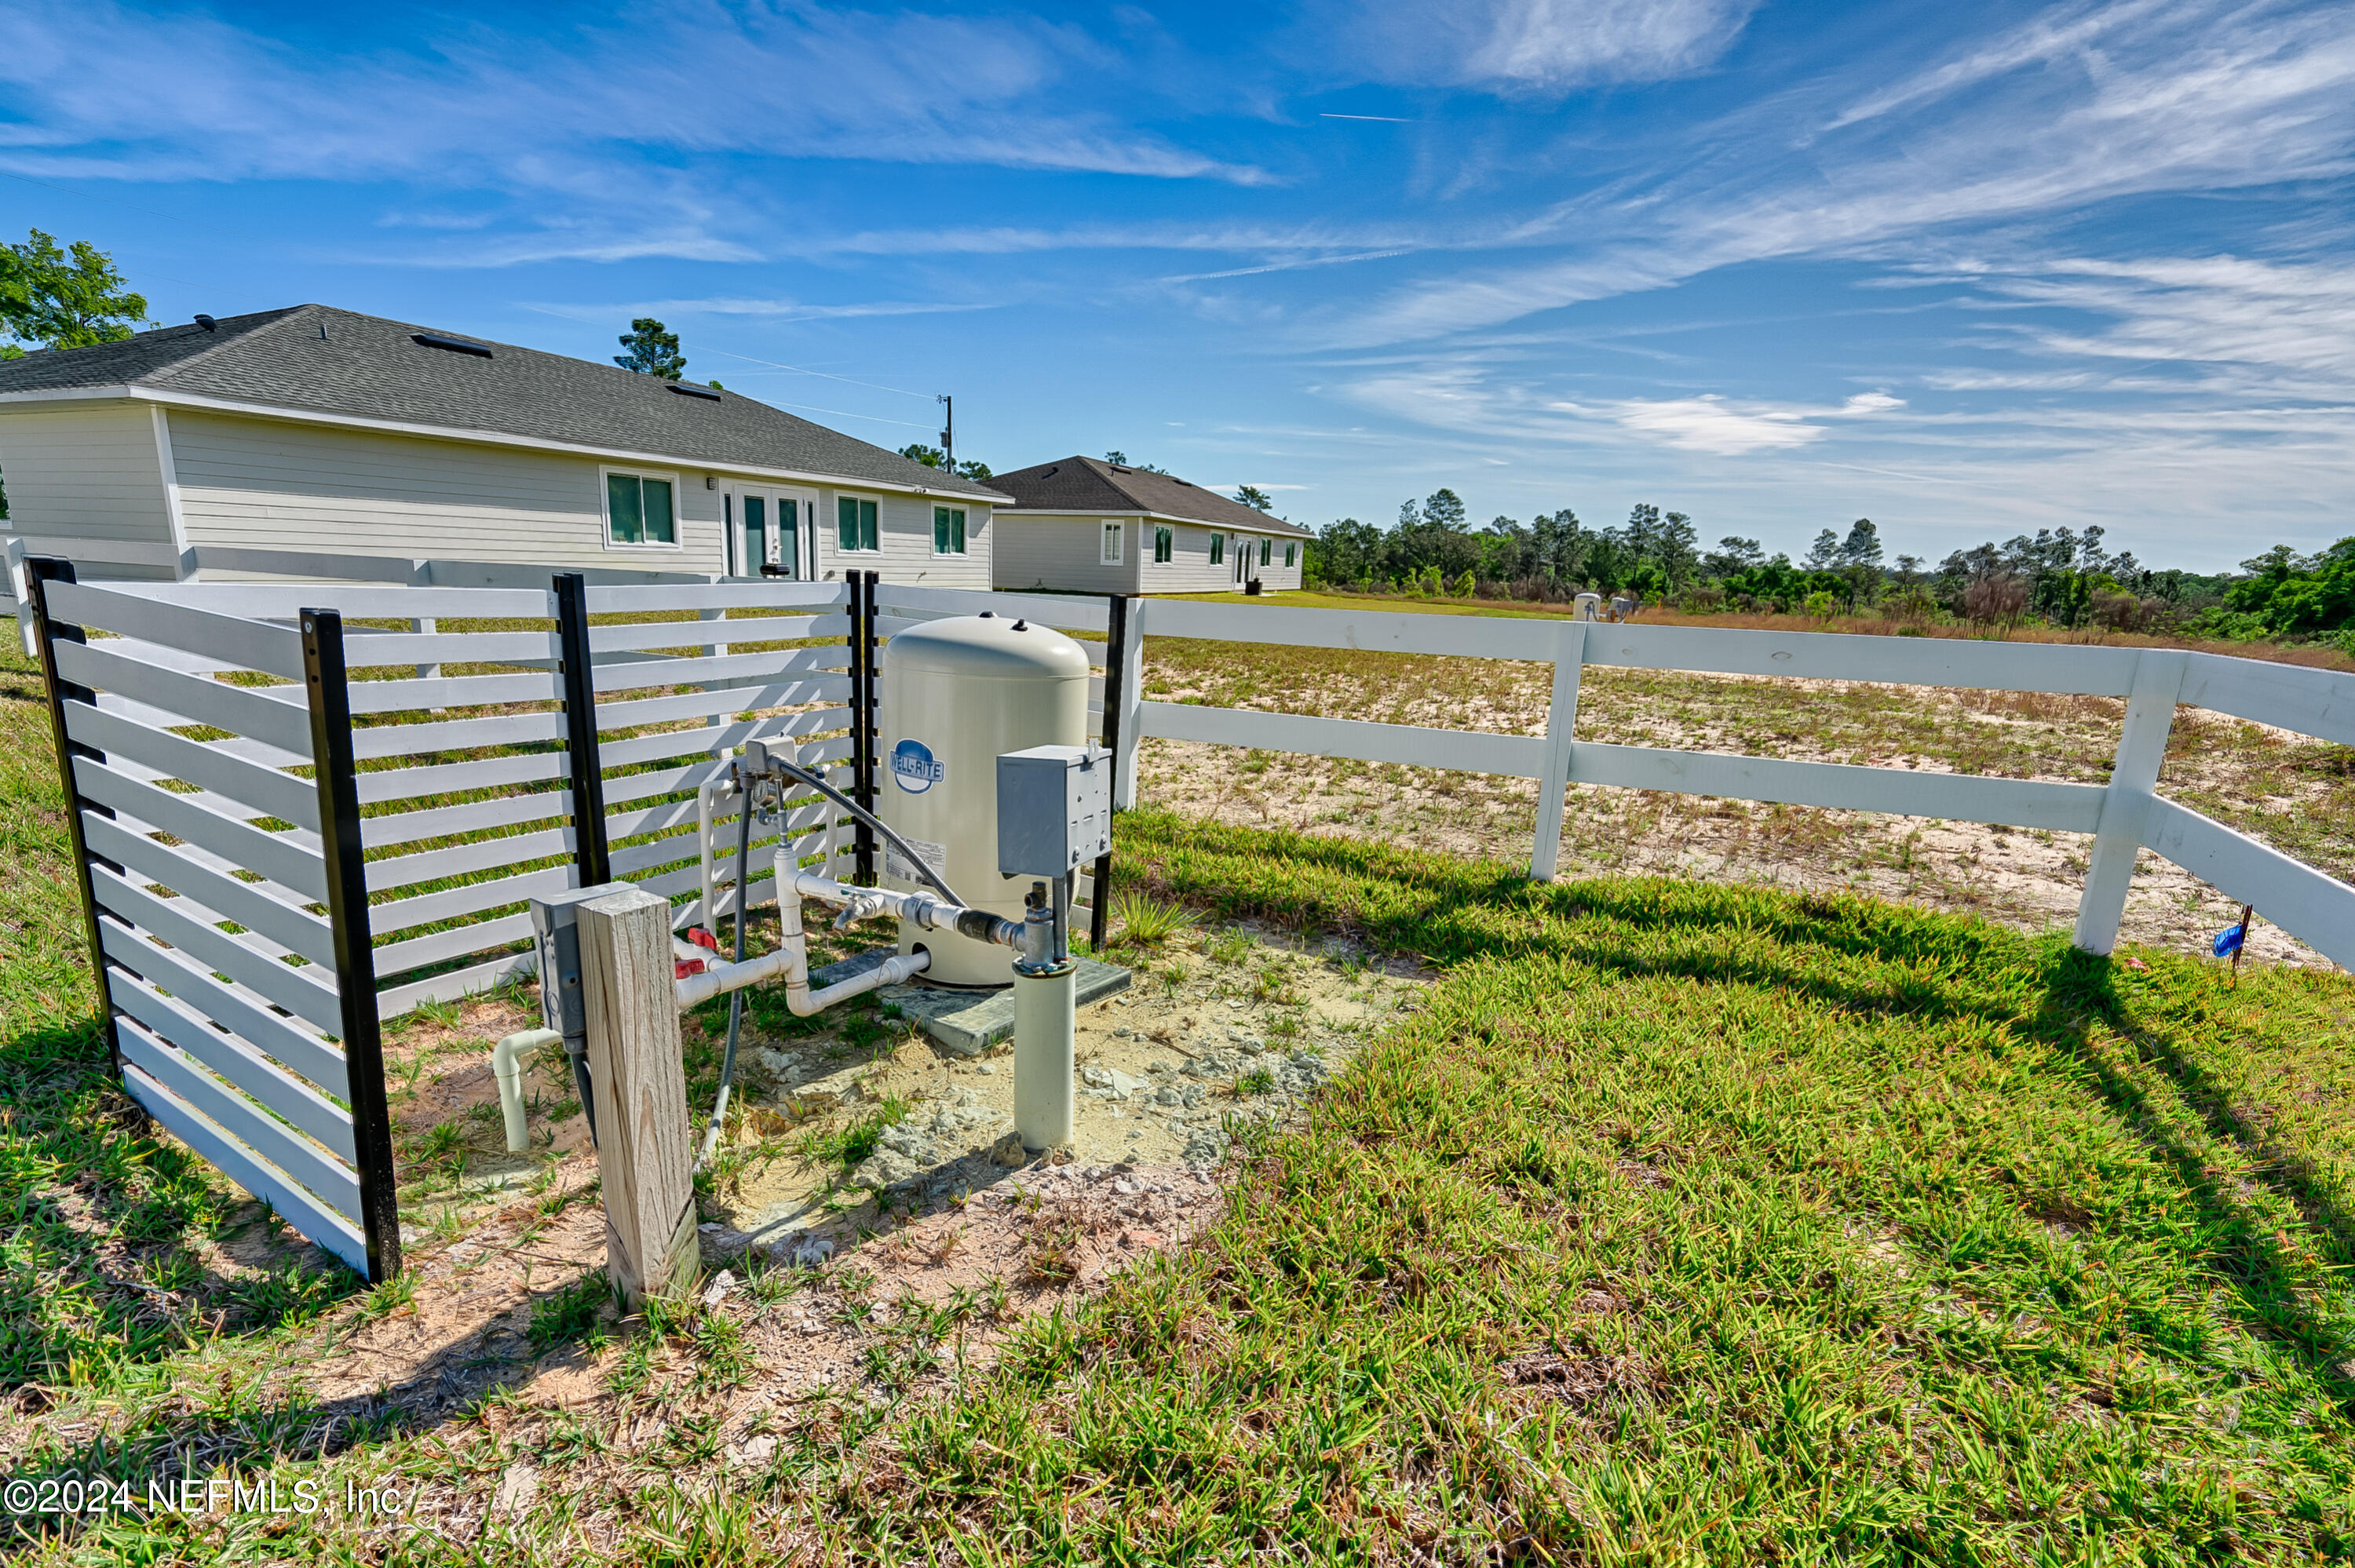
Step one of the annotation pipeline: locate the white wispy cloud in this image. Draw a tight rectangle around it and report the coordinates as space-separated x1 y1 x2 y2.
1299 0 1758 92
1328 0 2355 347
0 0 1269 237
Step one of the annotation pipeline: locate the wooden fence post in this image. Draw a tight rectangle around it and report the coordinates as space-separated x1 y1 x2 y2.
2072 648 2187 955
579 886 697 1307
1529 618 1588 882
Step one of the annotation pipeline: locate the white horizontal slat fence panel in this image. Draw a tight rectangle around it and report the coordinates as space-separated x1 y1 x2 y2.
120 1054 367 1274
114 1020 360 1224
377 951 537 1015
374 910 536 975
359 789 572 851
100 938 352 1153
371 864 575 934
103 582 557 621
585 582 849 614
364 826 571 895
2141 797 2355 971
64 702 320 829
353 751 566 807
1568 743 2109 832
1140 702 1546 778
595 680 851 732
341 629 560 666
2178 653 2355 749
350 710 566 761
44 581 309 679
75 760 330 903
344 670 561 713
82 812 338 969
874 585 1111 632
53 640 315 753
588 613 850 654
592 643 842 695
90 867 342 1034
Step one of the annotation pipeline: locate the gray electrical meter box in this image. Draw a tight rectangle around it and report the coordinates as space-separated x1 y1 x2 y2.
528 882 630 1037
996 744 1112 877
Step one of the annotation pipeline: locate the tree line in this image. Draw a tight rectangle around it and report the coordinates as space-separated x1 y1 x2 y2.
1302 489 2346 643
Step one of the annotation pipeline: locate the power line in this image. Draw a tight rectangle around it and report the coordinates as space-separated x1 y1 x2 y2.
693 343 937 401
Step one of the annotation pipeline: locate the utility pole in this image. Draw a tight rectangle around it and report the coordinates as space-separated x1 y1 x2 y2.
938 393 954 476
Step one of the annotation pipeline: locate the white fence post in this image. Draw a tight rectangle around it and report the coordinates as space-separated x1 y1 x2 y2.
2072 648 2188 955
1530 618 1588 881
1112 596 1146 811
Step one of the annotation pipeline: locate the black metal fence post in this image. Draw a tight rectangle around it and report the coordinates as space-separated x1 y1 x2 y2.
852 570 878 884
300 608 402 1282
553 573 612 888
26 558 126 1084
1090 593 1130 953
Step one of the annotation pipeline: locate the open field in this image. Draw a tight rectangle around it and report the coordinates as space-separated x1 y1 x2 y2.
1135 625 2353 969
1181 587 2355 674
7 621 2355 1561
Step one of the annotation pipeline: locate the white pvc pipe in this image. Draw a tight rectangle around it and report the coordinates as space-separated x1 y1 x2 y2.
491 1028 560 1153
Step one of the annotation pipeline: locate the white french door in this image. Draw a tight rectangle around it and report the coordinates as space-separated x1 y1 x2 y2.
730 487 819 578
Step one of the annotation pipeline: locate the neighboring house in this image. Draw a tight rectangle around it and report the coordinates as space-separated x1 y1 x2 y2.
987 456 1309 595
0 304 1005 586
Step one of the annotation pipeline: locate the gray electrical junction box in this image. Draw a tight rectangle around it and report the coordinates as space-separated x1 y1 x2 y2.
996 744 1112 877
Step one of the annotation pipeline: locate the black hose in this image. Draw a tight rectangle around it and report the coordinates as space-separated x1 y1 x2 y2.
695 773 758 1172
762 754 965 906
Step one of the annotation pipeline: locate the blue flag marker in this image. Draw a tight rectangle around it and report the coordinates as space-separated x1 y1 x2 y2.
2212 924 2245 958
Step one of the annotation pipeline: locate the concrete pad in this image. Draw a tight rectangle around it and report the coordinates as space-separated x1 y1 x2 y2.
808 951 1134 1057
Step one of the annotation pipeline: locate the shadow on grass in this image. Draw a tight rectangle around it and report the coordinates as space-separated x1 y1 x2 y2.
1122 808 2355 1394
0 1012 366 1395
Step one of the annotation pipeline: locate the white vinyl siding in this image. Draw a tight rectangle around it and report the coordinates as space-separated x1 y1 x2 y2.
812 487 991 588
988 509 1305 594
0 400 178 577
163 410 725 574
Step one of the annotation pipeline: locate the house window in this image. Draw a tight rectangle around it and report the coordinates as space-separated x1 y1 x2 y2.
1260 537 1272 566
1210 533 1225 566
604 469 677 547
1284 542 1297 567
1101 520 1123 565
933 505 966 556
837 495 879 552
1153 525 1173 563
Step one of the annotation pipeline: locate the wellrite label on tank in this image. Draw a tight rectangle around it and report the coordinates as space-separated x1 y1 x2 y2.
885 837 948 885
889 738 945 793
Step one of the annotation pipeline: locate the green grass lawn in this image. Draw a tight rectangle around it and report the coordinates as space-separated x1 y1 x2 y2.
8 637 2355 1562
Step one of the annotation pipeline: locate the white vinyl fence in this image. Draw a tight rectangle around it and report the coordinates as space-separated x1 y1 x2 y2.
1121 600 2355 971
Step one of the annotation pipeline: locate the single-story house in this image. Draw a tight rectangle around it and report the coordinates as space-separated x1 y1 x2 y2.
0 304 1006 586
986 456 1309 595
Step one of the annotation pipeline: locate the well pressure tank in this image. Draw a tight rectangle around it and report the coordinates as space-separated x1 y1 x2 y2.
878 614 1090 986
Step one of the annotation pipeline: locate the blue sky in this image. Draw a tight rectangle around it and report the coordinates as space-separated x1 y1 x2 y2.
2 0 2350 571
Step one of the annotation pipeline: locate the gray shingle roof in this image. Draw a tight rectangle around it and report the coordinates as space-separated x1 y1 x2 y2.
0 304 1006 500
988 456 1310 536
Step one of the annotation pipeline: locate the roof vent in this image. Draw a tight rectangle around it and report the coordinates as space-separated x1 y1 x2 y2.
1039 465 1058 478
412 332 493 358
192 314 217 333
667 381 722 401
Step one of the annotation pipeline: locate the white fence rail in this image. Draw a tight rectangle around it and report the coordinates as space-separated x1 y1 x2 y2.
1124 600 2355 972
